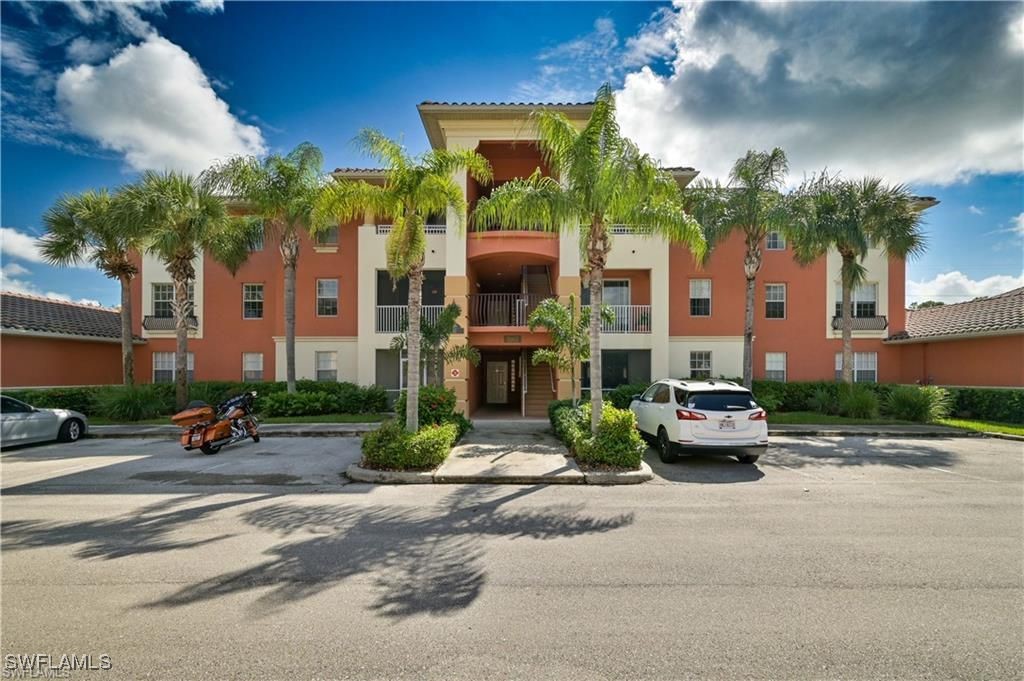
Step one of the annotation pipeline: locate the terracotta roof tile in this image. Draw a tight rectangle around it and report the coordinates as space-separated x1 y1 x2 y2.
1 292 123 340
886 287 1024 342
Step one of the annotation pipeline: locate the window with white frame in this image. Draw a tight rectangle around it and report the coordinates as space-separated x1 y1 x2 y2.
315 351 337 382
316 279 338 316
689 279 711 317
316 226 339 246
766 231 786 250
153 352 194 383
835 352 878 382
765 283 786 319
689 351 712 379
834 283 878 318
242 353 263 381
152 283 194 318
242 284 263 319
765 352 787 382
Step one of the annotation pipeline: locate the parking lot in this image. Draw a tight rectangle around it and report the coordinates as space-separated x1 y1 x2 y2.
2 434 1022 679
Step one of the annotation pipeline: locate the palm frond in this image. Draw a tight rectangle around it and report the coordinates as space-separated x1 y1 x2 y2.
473 170 579 233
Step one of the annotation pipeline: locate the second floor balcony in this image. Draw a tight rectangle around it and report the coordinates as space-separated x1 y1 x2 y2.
582 304 653 334
376 304 445 334
143 315 198 331
831 315 888 331
468 293 550 327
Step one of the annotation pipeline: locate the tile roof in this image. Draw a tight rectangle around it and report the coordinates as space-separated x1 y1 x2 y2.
1 292 124 340
886 287 1024 342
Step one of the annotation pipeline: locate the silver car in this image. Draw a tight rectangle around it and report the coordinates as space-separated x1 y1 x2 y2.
1 395 88 447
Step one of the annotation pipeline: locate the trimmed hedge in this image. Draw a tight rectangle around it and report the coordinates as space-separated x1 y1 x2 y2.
394 385 472 438
950 387 1024 424
606 383 652 409
549 401 645 469
261 391 339 417
361 420 459 470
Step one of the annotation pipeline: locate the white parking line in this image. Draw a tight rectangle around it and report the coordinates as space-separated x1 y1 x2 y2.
926 466 1003 484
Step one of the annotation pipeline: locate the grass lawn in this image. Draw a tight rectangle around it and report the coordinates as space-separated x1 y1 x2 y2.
937 418 1024 437
89 413 388 426
768 411 916 426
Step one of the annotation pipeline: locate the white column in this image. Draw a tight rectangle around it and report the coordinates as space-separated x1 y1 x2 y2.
649 235 670 379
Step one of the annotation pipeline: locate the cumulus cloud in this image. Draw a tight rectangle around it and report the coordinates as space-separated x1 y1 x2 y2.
56 36 266 173
66 36 117 63
907 271 1024 304
1 227 92 268
0 262 100 305
613 2 1024 184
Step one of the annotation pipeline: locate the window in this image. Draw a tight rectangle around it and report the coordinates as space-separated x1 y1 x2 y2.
243 284 263 319
152 283 194 318
250 224 265 252
835 352 878 383
689 351 712 379
689 279 711 317
1 397 32 414
317 279 338 316
652 384 670 404
765 352 787 382
766 231 786 250
153 352 194 383
686 391 757 412
835 283 878 318
315 351 337 382
316 226 339 246
242 353 263 381
641 383 666 402
602 280 631 306
580 350 651 391
765 284 786 319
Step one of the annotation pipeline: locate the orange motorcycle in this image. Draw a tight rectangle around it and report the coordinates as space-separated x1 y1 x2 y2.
172 391 260 455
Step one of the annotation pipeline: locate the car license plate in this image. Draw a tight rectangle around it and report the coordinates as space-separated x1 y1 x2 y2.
719 420 736 430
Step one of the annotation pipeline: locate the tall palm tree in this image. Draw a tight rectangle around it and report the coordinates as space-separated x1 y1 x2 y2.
204 142 329 393
684 148 791 388
40 189 148 385
790 175 926 383
473 84 705 432
315 130 492 432
117 171 256 408
527 295 612 408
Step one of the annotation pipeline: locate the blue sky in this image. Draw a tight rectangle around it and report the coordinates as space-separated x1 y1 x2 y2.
1 1 1022 307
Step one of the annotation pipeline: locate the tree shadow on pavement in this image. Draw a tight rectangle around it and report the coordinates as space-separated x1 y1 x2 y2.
767 436 959 469
141 485 634 619
1 494 276 559
644 449 765 484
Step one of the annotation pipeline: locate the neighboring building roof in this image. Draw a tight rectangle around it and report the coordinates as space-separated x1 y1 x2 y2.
1 292 124 341
418 101 595 150
885 287 1024 343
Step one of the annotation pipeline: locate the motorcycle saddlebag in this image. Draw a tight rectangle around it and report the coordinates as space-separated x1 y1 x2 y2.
171 406 216 427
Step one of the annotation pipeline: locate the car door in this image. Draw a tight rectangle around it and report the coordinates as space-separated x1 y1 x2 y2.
634 383 661 435
1 397 35 443
648 384 672 434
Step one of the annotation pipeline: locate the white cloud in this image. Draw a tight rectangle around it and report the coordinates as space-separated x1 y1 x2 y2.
1 262 30 277
606 3 1024 184
907 271 1024 304
0 262 103 306
66 36 117 63
968 205 984 216
1 227 93 269
1013 213 1024 236
56 36 266 173
1 31 40 76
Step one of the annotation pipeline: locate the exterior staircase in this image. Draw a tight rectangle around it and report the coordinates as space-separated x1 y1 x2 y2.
524 353 556 417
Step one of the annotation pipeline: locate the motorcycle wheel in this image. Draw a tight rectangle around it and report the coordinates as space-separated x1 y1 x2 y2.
251 433 260 443
200 443 221 455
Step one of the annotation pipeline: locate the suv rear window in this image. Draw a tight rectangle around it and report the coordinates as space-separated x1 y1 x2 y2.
687 391 757 412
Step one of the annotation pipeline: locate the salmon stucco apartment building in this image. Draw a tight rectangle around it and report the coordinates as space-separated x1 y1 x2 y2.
6 102 1019 408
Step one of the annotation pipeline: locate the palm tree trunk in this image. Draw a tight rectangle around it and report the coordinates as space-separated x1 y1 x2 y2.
173 276 190 410
742 274 756 388
281 231 299 394
119 275 134 386
841 256 855 384
588 268 604 433
405 260 424 432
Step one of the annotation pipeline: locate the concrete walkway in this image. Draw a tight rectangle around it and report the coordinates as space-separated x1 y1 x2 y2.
435 420 584 484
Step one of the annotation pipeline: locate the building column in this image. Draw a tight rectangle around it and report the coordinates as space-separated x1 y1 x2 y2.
444 274 471 415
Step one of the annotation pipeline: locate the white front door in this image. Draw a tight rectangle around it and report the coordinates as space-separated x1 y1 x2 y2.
486 362 508 404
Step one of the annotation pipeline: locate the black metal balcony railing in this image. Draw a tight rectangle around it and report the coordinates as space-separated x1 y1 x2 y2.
143 316 198 331
468 293 549 327
831 315 888 331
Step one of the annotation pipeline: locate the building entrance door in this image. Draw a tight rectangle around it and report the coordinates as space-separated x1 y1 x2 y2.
486 361 509 404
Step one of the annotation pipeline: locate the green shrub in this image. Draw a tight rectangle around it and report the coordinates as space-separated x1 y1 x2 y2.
575 404 646 469
884 385 952 423
838 384 879 419
949 387 1024 424
96 385 174 422
393 385 471 438
607 382 651 409
807 386 840 415
261 391 338 417
5 387 100 415
361 420 457 470
551 405 587 452
548 398 574 423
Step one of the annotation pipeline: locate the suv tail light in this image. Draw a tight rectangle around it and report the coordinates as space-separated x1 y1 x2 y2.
676 409 707 421
749 409 768 421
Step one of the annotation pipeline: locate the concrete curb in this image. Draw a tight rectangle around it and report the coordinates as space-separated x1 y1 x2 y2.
345 463 435 484
768 429 978 438
983 432 1024 442
347 461 653 485
583 461 653 485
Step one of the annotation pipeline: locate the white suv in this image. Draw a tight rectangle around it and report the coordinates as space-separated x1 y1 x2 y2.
629 379 768 464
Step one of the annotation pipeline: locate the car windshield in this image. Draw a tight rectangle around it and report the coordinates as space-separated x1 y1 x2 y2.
687 391 756 412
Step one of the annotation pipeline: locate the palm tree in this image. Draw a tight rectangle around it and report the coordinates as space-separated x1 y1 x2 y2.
527 295 612 407
204 142 329 393
40 189 148 385
790 175 926 383
390 303 481 386
117 171 256 408
315 130 492 432
473 84 705 432
684 148 791 388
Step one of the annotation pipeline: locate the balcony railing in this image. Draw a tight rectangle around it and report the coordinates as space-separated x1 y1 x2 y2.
582 305 652 333
831 315 888 331
468 293 548 327
375 224 447 235
143 316 198 331
376 305 445 334
608 224 653 235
